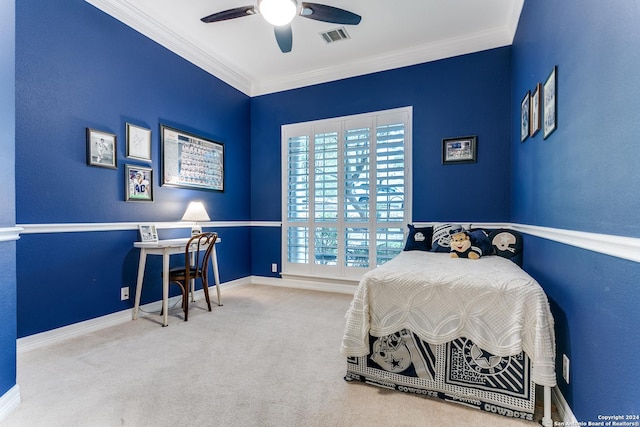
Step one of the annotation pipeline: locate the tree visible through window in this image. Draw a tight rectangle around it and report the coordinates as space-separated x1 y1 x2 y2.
282 107 412 280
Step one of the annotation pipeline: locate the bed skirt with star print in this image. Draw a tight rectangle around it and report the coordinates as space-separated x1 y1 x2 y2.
345 329 535 421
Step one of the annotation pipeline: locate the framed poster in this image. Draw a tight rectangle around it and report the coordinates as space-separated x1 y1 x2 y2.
160 125 224 191
442 136 477 164
125 164 153 202
543 66 558 139
126 123 152 161
530 83 542 137
86 128 117 169
520 91 530 142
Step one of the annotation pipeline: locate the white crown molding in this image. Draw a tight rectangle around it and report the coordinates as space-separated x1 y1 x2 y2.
0 226 23 242
252 26 514 95
85 0 520 97
506 0 525 43
84 0 253 95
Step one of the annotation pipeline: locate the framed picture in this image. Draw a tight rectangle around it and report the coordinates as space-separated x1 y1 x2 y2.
442 136 477 164
161 125 224 191
530 83 542 137
125 164 153 202
520 91 530 142
138 224 158 242
543 66 557 139
126 123 152 161
86 128 117 169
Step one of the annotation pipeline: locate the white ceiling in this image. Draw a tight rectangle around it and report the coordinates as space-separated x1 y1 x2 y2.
85 0 523 96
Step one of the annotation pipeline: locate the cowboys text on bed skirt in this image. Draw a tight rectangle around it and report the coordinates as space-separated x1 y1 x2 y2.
345 329 536 421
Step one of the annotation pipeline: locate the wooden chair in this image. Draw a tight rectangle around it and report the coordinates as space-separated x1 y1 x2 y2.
166 232 220 321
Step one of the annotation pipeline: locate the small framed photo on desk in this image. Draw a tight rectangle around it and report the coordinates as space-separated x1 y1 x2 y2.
139 224 158 242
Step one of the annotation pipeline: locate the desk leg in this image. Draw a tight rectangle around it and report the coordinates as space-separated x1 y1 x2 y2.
190 251 196 303
133 249 147 320
162 251 170 327
212 245 222 306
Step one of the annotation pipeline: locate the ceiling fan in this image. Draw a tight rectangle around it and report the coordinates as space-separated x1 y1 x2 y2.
201 0 362 53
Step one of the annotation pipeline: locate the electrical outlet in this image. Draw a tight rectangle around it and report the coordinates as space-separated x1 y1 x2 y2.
121 286 130 301
271 263 278 273
562 354 570 384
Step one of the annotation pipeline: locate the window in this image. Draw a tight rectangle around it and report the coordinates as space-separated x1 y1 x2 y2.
282 107 412 280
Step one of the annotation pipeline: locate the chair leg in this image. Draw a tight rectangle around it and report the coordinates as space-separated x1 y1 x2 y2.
202 279 212 312
174 281 188 322
182 284 189 321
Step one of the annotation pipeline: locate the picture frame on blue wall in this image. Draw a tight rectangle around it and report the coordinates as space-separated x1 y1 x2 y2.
138 224 158 242
125 164 153 202
543 66 557 139
160 125 224 192
442 136 477 164
86 128 117 169
530 83 542 137
126 123 152 162
520 91 530 142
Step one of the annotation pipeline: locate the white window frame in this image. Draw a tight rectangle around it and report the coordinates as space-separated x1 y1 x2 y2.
281 107 412 282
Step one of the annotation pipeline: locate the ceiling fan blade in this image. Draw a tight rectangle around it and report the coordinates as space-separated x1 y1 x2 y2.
201 6 257 23
274 25 293 53
300 3 361 25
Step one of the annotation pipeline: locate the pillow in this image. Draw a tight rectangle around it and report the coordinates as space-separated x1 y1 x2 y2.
430 223 465 252
403 224 433 251
469 229 492 256
450 229 492 259
488 229 524 266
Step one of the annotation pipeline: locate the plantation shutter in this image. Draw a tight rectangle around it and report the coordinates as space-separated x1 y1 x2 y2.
282 107 412 281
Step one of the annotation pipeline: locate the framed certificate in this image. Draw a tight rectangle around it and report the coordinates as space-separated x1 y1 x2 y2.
126 123 152 161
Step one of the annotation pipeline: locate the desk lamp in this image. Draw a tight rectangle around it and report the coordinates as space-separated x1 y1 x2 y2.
182 201 210 236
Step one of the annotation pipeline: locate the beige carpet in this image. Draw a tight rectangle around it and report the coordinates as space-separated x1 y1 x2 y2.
3 284 554 426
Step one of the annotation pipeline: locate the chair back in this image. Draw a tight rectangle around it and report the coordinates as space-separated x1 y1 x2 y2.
184 232 218 281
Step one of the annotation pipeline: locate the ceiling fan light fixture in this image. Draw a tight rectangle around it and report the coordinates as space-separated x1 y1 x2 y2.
259 0 297 26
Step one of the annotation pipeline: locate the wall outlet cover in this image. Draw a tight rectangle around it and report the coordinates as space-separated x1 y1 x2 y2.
562 354 570 384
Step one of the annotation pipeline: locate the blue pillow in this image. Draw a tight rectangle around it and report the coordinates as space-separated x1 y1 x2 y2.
403 224 433 251
468 229 492 257
430 223 465 252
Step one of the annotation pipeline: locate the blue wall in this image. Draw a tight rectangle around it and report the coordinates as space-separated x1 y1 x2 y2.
15 0 252 337
0 0 17 400
512 0 640 420
7 0 640 422
250 47 513 275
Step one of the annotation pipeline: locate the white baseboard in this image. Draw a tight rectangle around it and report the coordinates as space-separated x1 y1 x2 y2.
0 385 20 423
17 277 251 354
553 386 578 424
251 275 357 295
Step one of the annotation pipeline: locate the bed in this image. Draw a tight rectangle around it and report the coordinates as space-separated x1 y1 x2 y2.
340 228 556 426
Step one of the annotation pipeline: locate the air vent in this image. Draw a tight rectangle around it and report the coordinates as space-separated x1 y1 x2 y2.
320 27 351 44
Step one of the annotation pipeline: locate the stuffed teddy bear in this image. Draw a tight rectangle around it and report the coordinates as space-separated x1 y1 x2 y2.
450 229 491 259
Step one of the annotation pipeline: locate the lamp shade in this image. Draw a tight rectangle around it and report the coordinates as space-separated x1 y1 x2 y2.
181 201 211 222
259 0 297 26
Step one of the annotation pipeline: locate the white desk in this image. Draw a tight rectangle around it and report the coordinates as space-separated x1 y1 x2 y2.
133 237 221 326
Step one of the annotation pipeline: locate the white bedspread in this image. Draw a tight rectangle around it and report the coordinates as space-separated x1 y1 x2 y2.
340 251 557 387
